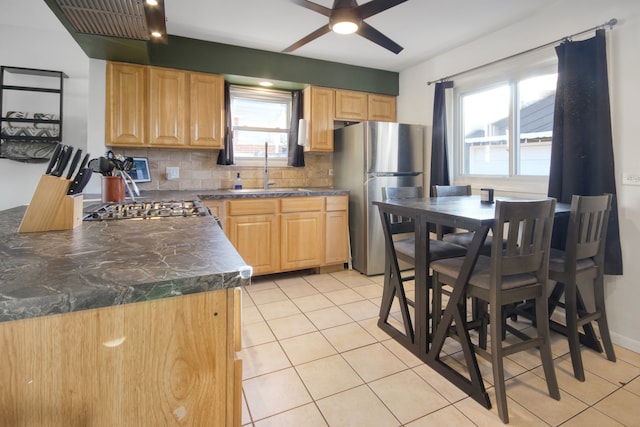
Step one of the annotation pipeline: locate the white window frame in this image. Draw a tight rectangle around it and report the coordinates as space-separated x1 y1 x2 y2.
229 85 292 167
450 51 558 195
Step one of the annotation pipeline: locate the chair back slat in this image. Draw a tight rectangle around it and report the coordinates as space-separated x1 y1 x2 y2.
492 199 556 281
382 187 424 229
432 185 471 197
569 195 612 261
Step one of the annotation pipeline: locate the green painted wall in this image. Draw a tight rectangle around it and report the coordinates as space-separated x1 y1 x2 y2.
44 0 398 95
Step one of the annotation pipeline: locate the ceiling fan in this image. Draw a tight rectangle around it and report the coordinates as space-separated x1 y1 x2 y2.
283 0 407 54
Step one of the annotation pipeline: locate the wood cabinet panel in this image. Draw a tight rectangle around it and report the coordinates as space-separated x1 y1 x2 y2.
335 90 368 121
0 289 240 427
325 210 349 265
148 67 188 146
281 212 323 270
280 197 323 213
190 72 224 148
368 94 397 122
106 62 146 146
325 196 349 265
303 86 334 152
227 199 278 216
227 215 279 275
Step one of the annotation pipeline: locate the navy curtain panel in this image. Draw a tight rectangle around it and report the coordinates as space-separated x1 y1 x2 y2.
217 82 235 165
548 29 622 275
430 81 453 196
287 90 305 167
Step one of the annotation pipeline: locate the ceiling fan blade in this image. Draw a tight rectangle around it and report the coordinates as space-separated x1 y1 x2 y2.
292 0 332 17
356 0 408 19
282 25 331 52
357 21 403 54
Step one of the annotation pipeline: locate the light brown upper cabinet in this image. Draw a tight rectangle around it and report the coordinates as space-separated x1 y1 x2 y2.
106 62 224 149
335 90 368 121
368 93 397 122
303 86 335 152
335 89 397 123
106 62 147 146
148 67 188 146
189 72 224 148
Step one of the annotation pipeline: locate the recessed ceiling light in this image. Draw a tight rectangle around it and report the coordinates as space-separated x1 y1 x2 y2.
259 81 274 87
146 0 158 6
151 31 162 38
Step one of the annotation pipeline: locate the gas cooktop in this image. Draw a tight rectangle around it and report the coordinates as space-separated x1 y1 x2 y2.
83 200 209 221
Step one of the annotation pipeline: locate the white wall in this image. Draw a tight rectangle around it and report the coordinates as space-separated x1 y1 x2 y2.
0 0 89 210
397 0 640 351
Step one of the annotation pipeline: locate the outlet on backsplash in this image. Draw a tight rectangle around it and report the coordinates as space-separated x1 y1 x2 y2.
166 167 180 180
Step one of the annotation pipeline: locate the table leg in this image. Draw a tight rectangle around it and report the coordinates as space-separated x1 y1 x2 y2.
377 210 415 348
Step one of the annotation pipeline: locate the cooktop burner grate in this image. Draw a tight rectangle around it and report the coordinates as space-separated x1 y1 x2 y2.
83 200 209 221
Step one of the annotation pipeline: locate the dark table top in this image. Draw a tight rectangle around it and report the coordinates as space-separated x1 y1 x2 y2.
374 195 570 229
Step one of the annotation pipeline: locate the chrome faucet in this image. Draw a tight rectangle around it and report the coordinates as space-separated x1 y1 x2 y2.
264 141 275 189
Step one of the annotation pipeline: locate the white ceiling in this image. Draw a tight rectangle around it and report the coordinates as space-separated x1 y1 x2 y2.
6 0 559 73
164 0 558 72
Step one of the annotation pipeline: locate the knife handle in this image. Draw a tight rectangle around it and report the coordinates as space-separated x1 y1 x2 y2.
53 146 73 177
45 143 62 175
66 148 83 180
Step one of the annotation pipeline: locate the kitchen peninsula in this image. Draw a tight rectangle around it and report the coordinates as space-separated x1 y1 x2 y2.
0 203 248 426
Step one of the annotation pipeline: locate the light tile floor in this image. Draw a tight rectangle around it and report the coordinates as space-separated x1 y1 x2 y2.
239 269 640 426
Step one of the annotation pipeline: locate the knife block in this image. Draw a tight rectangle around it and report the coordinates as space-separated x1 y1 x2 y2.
18 175 84 233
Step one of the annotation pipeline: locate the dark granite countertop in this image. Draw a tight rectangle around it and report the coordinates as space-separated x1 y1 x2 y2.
200 187 348 200
0 205 250 323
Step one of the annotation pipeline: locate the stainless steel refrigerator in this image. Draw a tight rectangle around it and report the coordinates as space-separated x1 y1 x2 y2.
333 121 426 276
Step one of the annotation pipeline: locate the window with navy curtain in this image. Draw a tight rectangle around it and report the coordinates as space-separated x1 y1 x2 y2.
430 81 453 196
287 90 304 167
217 81 234 165
548 29 622 275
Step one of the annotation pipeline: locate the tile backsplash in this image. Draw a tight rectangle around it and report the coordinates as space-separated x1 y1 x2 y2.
114 148 334 191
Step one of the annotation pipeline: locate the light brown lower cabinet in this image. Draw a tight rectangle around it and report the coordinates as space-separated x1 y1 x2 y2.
0 288 242 427
204 195 349 276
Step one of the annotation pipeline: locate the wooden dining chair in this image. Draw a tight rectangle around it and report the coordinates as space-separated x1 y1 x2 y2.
432 184 494 255
431 198 560 423
378 186 467 344
547 194 616 381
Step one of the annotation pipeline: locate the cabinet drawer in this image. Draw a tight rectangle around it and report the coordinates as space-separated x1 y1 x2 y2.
281 197 324 213
326 195 348 211
227 199 278 216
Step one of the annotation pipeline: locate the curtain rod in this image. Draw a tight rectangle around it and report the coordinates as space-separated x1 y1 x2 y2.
427 18 617 85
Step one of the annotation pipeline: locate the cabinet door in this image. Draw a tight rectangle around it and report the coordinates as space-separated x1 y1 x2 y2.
304 86 334 152
0 291 231 426
368 94 397 122
281 212 323 270
106 62 147 146
227 215 279 275
325 195 349 265
148 67 188 146
190 72 224 148
325 210 349 265
335 89 367 121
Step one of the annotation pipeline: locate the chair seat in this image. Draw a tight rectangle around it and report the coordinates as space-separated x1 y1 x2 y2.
548 248 596 273
432 255 539 291
442 231 495 253
395 237 467 262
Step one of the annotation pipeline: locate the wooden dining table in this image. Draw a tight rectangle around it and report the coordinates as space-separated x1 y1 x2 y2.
373 195 571 409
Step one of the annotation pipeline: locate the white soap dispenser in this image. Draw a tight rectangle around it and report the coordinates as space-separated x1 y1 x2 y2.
234 172 243 189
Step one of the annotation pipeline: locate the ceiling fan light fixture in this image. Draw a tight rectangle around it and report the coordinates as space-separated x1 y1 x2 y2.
330 7 360 34
331 20 358 34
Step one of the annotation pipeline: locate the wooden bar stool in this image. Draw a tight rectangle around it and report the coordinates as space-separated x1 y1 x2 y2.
431 199 560 423
547 194 616 381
